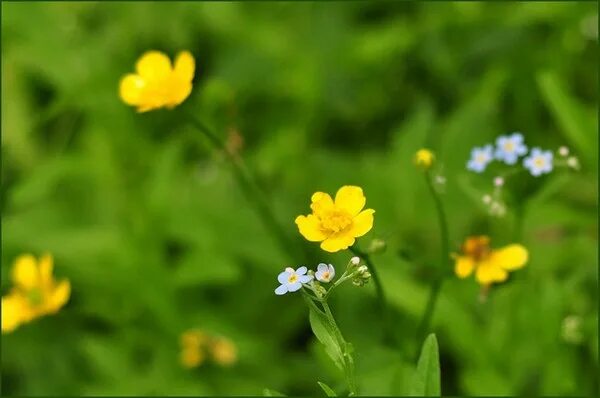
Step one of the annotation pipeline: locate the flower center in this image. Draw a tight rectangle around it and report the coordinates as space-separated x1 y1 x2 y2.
322 271 330 280
320 209 353 234
27 288 43 306
504 142 514 152
534 157 546 168
287 274 298 284
463 237 491 262
476 154 487 164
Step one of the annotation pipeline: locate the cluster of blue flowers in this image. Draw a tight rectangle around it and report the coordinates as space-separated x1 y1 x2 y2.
467 132 553 177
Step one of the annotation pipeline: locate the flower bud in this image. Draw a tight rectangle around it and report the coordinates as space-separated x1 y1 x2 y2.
414 149 434 170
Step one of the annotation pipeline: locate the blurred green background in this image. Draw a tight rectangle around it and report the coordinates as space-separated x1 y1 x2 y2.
1 1 598 396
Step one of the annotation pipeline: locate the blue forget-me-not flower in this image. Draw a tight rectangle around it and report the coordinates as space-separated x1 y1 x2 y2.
275 266 313 295
495 133 528 165
315 263 335 283
467 145 494 173
523 147 553 177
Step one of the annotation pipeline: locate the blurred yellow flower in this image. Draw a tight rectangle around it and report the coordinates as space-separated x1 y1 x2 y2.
454 236 528 285
210 337 238 367
119 50 195 112
1 254 70 334
295 186 375 253
415 149 434 169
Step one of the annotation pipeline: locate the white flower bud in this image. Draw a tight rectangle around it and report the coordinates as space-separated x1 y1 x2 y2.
559 146 569 157
350 256 360 265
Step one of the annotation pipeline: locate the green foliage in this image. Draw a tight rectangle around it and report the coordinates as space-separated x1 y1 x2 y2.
410 334 441 397
317 381 337 397
309 307 345 371
1 1 598 396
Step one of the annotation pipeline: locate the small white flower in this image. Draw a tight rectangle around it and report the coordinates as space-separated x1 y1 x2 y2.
567 156 580 170
467 145 494 173
494 133 528 165
350 257 360 266
315 263 335 283
493 177 504 187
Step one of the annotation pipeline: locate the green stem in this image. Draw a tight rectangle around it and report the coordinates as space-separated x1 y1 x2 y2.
348 246 394 345
416 170 450 347
321 300 357 396
185 113 299 259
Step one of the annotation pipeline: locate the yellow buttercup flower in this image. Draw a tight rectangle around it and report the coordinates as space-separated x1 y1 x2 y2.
295 186 375 253
453 236 528 285
210 337 238 367
119 50 195 112
1 254 70 334
415 149 434 169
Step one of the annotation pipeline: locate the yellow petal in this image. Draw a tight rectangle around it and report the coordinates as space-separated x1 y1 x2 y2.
475 261 507 285
334 186 366 216
2 294 25 333
454 256 475 278
12 254 39 290
181 346 204 368
320 234 355 253
492 244 528 271
310 192 334 217
135 51 172 81
350 209 374 237
47 280 70 313
39 254 54 287
295 215 327 242
174 51 195 82
119 74 146 105
165 79 193 108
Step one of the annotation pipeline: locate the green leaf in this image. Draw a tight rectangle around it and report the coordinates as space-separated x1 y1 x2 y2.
308 307 345 370
317 381 337 397
263 388 286 396
410 334 441 396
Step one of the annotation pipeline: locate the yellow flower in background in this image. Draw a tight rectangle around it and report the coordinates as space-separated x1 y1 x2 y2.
119 50 195 112
415 148 435 169
210 337 238 367
295 186 375 253
179 329 238 369
453 236 528 285
1 254 70 334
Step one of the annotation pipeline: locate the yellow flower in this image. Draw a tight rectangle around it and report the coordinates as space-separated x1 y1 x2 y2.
453 236 528 285
210 337 238 367
119 50 195 112
295 186 375 253
1 254 70 334
415 149 434 169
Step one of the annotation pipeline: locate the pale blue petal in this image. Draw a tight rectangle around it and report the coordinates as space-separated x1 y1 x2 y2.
317 263 328 273
299 275 313 284
288 282 302 292
296 266 307 275
278 271 290 284
328 264 336 278
275 284 288 295
315 270 324 281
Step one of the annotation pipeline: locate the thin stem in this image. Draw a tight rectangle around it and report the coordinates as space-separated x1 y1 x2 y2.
416 170 451 347
185 113 300 259
321 300 357 396
348 246 394 345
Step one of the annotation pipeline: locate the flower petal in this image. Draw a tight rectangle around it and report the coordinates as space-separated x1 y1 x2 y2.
39 254 54 288
454 256 474 278
2 294 25 333
135 51 172 81
119 74 146 105
310 192 334 217
327 264 335 278
174 51 195 83
299 275 313 283
12 254 39 290
334 186 366 216
277 271 290 284
475 261 507 285
492 244 528 271
296 266 307 275
275 284 288 295
317 263 328 273
47 280 70 313
350 209 375 237
295 215 327 242
320 234 356 253
287 282 302 292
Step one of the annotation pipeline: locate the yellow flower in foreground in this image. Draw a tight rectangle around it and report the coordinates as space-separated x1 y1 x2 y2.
119 50 195 112
415 149 435 169
454 236 528 285
295 186 375 253
1 254 70 334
